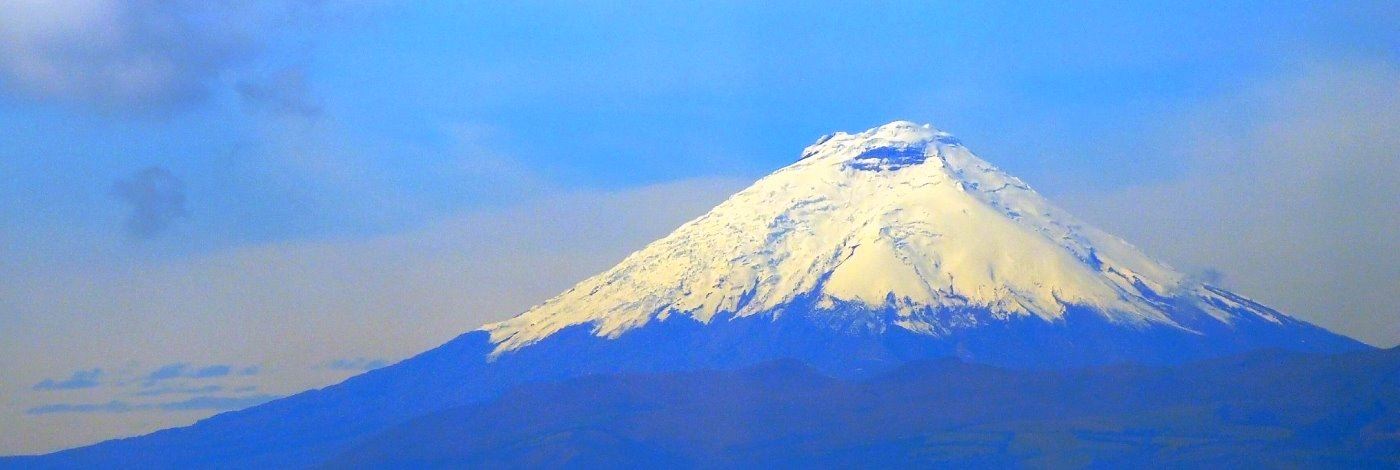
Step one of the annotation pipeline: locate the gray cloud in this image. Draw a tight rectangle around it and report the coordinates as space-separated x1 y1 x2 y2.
145 363 189 382
157 394 278 412
144 363 233 383
0 1 240 111
27 401 135 415
111 166 187 238
1059 59 1400 347
236 68 322 118
32 369 102 391
132 385 223 397
322 357 388 372
0 1 315 113
26 393 279 415
191 365 232 379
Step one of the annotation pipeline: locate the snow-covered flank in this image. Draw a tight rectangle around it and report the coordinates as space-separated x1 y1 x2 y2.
484 121 1279 355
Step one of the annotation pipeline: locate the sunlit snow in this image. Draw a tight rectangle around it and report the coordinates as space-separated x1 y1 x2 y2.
485 121 1279 355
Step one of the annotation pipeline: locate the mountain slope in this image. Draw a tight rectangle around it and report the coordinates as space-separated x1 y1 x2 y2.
487 121 1278 354
326 347 1400 468
4 122 1369 468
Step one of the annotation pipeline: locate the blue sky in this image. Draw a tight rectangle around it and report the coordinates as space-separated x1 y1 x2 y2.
1 0 1396 455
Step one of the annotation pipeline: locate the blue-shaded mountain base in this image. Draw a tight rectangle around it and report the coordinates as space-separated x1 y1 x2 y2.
327 347 1400 468
2 308 1368 468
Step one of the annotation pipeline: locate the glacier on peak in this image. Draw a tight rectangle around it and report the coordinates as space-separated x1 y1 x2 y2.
483 121 1280 355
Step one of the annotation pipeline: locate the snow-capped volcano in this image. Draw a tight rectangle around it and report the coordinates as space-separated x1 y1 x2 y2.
19 122 1367 468
485 121 1279 354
